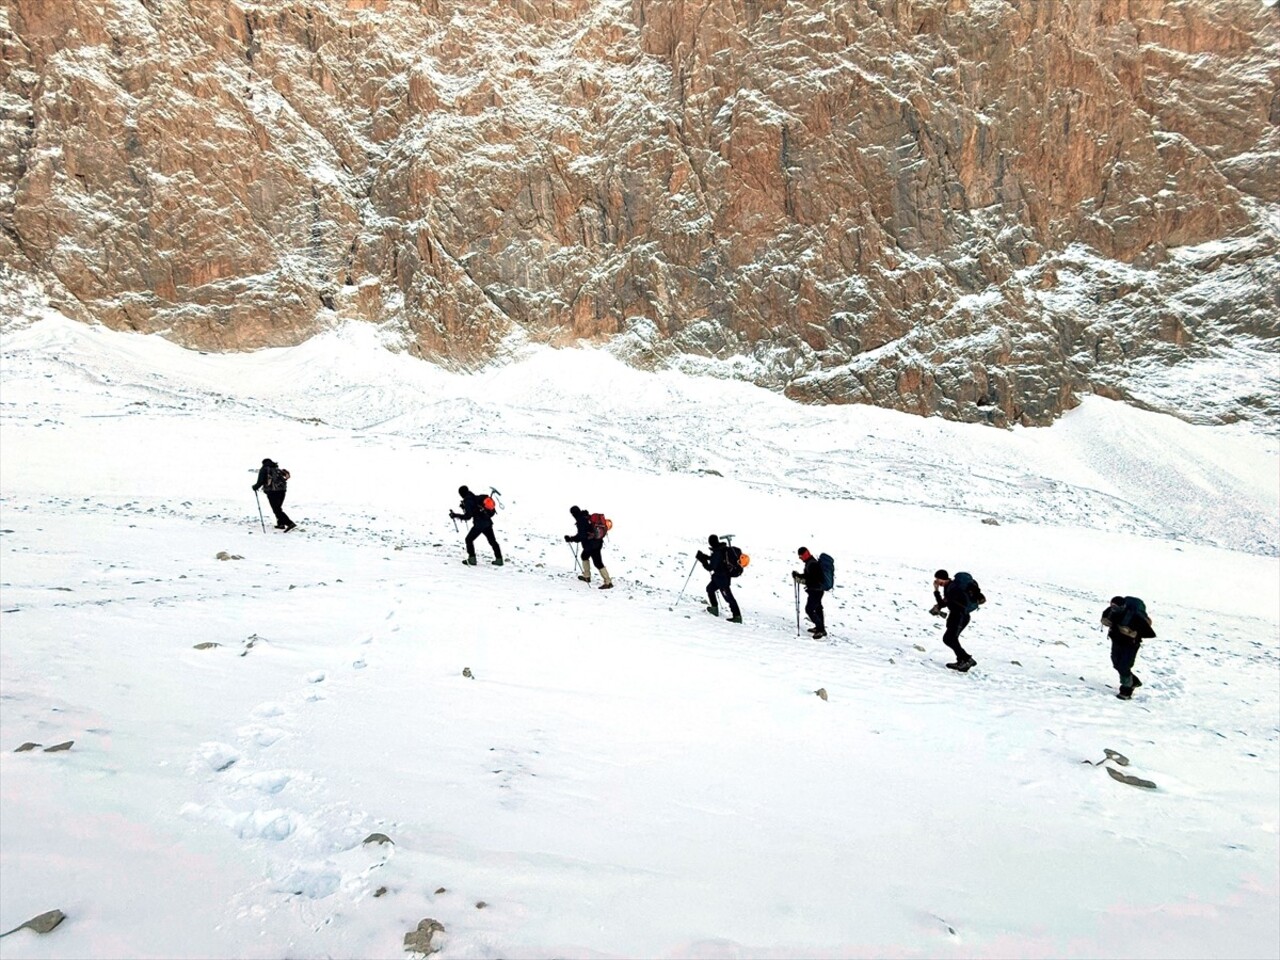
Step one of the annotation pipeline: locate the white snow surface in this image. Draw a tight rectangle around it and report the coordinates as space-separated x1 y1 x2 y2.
1 314 1277 959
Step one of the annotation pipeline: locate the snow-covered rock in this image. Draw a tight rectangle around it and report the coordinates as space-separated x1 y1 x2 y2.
2 0 1277 426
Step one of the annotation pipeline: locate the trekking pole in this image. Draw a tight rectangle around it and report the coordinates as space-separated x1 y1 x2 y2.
672 557 699 609
253 490 266 534
569 541 579 571
450 514 458 533
794 579 801 636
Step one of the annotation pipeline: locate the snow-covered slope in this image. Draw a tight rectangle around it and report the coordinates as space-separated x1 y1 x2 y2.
1 315 1277 959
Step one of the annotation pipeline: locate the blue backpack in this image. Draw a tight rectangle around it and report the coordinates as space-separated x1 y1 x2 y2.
818 553 835 591
952 572 986 613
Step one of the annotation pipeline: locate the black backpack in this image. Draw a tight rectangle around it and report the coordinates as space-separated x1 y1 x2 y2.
264 465 289 492
726 545 745 578
952 572 985 612
1105 597 1155 640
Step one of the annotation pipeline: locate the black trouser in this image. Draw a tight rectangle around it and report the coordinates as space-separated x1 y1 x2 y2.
581 539 604 569
942 609 971 661
805 589 825 631
265 489 292 527
466 524 502 561
707 575 741 618
1111 637 1141 686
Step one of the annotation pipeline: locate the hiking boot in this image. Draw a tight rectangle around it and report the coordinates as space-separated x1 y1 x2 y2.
957 656 976 672
282 522 297 532
599 582 614 590
1117 686 1134 700
812 629 827 639
578 574 591 583
1131 674 1142 689
462 557 478 566
274 523 287 529
728 615 743 624
705 605 720 617
945 661 962 670
491 558 504 566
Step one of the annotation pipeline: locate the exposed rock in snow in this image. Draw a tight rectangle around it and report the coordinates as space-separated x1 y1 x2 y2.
1106 765 1158 790
0 909 66 938
403 917 445 956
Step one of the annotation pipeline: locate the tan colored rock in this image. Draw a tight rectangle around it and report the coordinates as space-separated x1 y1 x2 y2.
0 908 66 937
2 0 1276 425
403 918 444 956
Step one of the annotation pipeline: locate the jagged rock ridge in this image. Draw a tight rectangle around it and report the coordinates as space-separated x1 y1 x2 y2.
2 0 1277 426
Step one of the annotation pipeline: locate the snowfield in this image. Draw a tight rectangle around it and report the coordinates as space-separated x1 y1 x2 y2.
1 315 1277 960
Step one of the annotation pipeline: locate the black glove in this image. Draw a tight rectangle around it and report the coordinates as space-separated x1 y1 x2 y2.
449 512 460 520
564 535 571 542
792 571 803 581
929 603 944 617
695 550 707 562
251 485 258 492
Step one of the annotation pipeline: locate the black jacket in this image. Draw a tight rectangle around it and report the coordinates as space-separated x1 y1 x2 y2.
698 543 733 578
935 579 967 614
456 491 493 529
796 556 824 592
567 513 597 544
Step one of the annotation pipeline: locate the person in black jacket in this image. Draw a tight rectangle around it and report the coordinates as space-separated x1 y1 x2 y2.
696 534 742 623
564 505 613 588
792 547 826 638
252 458 295 531
450 485 503 566
1102 596 1155 699
931 570 975 671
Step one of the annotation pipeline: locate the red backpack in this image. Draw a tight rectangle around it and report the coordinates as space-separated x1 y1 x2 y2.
589 512 612 540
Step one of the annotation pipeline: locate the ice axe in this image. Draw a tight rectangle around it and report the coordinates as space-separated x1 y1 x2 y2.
253 489 266 534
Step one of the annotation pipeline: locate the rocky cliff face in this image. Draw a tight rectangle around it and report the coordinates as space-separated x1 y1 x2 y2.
3 0 1277 426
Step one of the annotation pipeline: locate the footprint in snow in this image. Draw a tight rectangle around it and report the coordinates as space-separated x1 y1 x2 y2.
194 742 240 773
278 862 342 899
240 770 295 795
306 671 326 684
252 702 287 719
238 724 286 748
231 808 297 841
